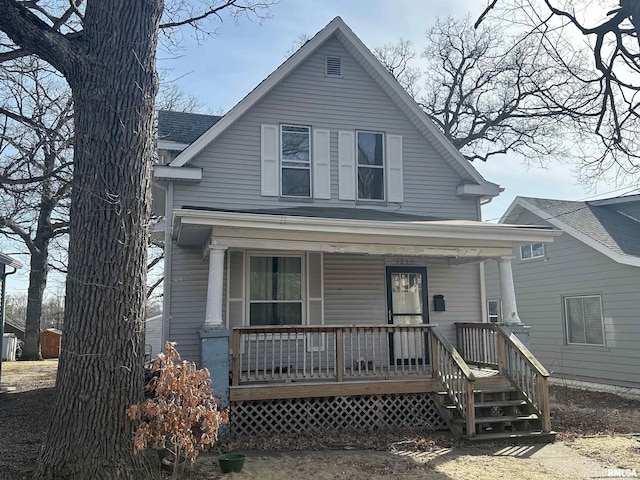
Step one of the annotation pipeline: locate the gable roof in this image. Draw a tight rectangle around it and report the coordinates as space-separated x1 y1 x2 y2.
165 16 499 196
4 315 25 333
157 110 222 145
502 196 640 267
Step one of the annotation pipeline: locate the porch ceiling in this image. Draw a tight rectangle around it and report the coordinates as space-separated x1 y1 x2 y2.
173 208 561 259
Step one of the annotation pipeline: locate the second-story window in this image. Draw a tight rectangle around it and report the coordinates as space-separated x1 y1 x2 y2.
357 131 384 200
281 125 311 197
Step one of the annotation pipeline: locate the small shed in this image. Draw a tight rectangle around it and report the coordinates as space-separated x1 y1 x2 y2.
2 333 17 361
40 328 62 358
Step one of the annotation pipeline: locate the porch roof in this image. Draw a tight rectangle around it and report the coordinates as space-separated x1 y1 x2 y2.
173 207 561 259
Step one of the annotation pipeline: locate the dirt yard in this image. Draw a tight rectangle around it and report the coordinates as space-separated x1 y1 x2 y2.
1 360 639 479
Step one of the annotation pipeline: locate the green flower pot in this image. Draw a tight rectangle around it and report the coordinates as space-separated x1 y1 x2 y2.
217 453 246 473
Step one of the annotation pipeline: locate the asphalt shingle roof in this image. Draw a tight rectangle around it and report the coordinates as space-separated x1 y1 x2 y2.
157 110 221 144
520 197 640 258
183 205 446 222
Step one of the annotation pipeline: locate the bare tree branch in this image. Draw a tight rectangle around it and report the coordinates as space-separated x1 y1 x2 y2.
474 0 640 184
0 0 82 75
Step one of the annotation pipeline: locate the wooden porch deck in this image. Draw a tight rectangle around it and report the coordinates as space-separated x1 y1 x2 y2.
229 323 553 441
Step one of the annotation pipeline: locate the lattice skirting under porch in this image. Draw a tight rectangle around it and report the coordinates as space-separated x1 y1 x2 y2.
229 393 448 436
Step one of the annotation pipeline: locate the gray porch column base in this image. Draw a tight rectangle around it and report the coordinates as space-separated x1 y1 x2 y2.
504 323 531 350
199 326 231 436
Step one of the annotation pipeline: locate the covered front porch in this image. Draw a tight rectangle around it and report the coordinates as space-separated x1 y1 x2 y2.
169 207 559 440
228 322 552 441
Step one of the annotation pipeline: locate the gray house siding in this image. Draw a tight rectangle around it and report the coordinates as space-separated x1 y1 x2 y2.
428 262 483 341
169 250 482 362
485 210 640 388
323 254 387 326
169 245 208 361
173 35 479 221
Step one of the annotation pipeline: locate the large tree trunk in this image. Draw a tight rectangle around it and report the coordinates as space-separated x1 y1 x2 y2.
35 1 162 478
22 188 56 361
22 248 47 361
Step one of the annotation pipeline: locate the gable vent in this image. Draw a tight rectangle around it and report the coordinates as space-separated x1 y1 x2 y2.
325 56 342 77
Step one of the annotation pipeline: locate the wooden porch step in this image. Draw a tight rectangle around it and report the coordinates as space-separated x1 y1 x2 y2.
475 400 528 408
473 387 517 394
453 414 539 425
466 431 556 443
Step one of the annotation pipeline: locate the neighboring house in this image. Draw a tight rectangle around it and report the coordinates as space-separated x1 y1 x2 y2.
4 315 25 341
1 252 21 365
485 195 640 392
154 17 560 440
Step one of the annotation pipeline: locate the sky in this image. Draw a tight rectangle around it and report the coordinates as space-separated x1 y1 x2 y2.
2 0 635 296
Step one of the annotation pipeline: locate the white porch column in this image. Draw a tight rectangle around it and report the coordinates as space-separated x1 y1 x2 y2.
204 245 228 327
498 256 522 325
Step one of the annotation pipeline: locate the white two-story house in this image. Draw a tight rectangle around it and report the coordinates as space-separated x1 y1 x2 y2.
153 17 559 441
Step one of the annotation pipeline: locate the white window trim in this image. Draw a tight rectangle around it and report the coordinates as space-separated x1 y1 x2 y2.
245 252 307 327
564 294 606 347
487 299 502 323
356 130 385 201
306 252 325 352
520 242 545 260
226 249 246 330
280 124 312 199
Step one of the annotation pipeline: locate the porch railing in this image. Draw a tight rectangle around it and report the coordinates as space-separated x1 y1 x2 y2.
456 322 552 431
428 328 476 436
455 322 499 367
231 324 434 386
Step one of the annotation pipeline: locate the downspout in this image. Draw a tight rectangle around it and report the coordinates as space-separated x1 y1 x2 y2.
161 181 174 353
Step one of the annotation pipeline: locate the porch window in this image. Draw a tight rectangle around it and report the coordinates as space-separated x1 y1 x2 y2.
357 131 384 200
564 295 605 346
281 125 311 197
487 300 502 323
249 256 303 325
520 243 544 260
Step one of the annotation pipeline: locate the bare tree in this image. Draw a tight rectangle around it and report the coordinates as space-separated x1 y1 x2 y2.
0 58 72 360
0 61 207 362
0 1 273 478
375 15 596 164
476 0 640 184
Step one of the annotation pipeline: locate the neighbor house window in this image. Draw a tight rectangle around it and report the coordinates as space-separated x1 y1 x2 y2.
564 295 605 346
521 243 545 260
487 300 502 323
281 125 311 197
249 256 303 325
357 131 384 200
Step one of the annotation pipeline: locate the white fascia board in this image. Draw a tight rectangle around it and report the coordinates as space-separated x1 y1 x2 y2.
153 165 202 182
157 140 189 151
500 197 524 223
205 236 513 258
456 182 502 198
173 209 561 244
509 197 640 268
0 252 22 268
